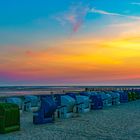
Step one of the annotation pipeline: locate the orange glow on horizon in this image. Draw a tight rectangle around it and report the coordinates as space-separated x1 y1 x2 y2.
0 34 140 84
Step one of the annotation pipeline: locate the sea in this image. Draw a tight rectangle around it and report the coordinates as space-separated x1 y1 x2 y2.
0 86 84 97
0 85 140 97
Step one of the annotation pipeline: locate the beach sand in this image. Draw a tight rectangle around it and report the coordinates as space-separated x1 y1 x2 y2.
1 100 140 140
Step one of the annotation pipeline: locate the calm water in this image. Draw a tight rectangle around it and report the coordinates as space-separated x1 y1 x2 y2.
0 86 83 97
0 86 140 97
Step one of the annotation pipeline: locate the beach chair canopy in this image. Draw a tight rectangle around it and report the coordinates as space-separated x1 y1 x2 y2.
76 95 89 106
61 95 76 112
24 95 39 107
6 97 22 109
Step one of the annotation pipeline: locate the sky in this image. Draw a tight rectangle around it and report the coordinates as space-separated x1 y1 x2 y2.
0 0 140 86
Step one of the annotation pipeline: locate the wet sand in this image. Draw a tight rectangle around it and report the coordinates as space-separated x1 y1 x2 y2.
1 100 140 140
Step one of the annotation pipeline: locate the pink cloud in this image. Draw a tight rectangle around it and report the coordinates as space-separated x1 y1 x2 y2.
66 15 76 23
73 21 82 32
55 2 89 32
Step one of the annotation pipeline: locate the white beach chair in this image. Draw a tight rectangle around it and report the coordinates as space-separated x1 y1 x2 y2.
24 95 39 112
57 95 76 119
75 95 90 113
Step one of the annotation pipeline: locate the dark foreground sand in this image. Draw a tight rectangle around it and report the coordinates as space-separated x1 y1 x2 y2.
1 100 140 140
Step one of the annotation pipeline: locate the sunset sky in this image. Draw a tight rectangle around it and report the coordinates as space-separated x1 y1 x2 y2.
0 0 140 85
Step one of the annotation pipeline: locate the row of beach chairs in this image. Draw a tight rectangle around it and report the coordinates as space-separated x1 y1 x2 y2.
0 89 140 133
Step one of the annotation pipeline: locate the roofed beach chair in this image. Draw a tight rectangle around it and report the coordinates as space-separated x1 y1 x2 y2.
98 92 112 107
118 90 128 103
109 91 120 105
80 91 103 110
66 93 91 113
55 94 76 119
33 95 57 124
0 103 20 134
24 95 39 112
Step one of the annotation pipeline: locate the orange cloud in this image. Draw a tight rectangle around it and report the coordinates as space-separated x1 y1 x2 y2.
0 34 140 84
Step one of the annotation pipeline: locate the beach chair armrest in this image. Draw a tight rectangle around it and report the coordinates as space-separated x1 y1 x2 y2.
57 105 66 109
24 101 31 104
76 102 84 106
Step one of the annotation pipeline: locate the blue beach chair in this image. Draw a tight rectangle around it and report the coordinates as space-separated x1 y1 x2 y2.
33 95 57 124
118 91 128 103
98 92 112 107
108 91 120 105
80 91 103 110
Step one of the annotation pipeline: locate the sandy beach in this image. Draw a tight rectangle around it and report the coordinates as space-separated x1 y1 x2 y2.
0 100 140 140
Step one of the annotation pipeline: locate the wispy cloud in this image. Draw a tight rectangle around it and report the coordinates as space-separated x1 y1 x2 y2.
131 2 140 6
54 3 89 32
54 2 140 32
90 8 121 16
90 8 140 20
